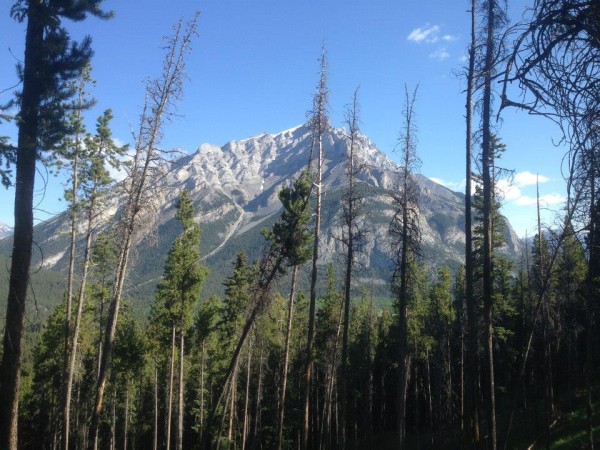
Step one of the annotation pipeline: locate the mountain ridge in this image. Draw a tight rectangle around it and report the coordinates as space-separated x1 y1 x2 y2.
0 124 521 304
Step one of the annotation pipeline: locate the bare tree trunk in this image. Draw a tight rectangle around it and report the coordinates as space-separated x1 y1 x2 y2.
154 362 158 450
278 266 298 450
252 347 265 449
465 1 480 446
63 120 81 450
303 49 328 450
124 380 130 450
199 342 206 443
414 344 421 450
89 17 198 449
322 287 345 450
0 3 44 447
65 190 97 450
228 361 239 445
481 0 497 447
177 328 185 450
585 153 596 450
536 181 554 449
167 326 176 450
460 299 465 437
394 86 419 450
340 88 361 450
304 131 322 450
242 341 253 450
110 393 116 450
426 353 434 449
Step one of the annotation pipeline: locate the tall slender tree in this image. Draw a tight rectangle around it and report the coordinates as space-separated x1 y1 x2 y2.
202 169 313 449
1 2 110 447
155 191 206 450
478 0 507 446
276 170 313 450
464 0 481 445
89 14 199 450
303 47 330 450
57 69 95 448
339 87 365 450
390 85 421 449
63 108 125 450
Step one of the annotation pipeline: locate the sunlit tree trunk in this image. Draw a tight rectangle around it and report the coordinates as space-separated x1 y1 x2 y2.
304 48 328 450
278 266 298 450
167 326 176 450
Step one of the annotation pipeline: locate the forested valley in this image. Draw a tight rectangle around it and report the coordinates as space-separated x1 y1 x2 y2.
1 1 600 449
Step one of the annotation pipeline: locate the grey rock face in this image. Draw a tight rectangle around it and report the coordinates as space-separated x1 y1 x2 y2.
12 125 520 299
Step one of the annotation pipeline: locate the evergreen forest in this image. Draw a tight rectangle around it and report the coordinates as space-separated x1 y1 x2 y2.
1 1 600 449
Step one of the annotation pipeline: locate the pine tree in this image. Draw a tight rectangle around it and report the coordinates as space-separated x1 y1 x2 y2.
315 264 344 449
339 88 365 449
202 168 313 449
274 170 313 450
62 108 125 450
151 191 206 450
1 3 111 446
55 69 96 449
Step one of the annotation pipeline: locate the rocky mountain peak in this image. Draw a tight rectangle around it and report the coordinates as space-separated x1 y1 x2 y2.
2 124 521 299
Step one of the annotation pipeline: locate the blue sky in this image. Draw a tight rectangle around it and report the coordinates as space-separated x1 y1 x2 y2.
0 0 567 237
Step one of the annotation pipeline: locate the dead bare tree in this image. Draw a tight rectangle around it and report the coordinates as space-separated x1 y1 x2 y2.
501 2 600 446
464 0 481 446
339 87 366 450
89 13 200 450
389 85 421 450
303 47 330 450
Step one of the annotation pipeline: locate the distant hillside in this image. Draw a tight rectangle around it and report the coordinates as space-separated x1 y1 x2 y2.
0 254 67 328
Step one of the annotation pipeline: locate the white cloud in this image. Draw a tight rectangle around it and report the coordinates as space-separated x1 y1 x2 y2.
407 25 457 46
513 171 549 187
430 177 466 192
106 138 132 183
429 48 450 61
407 24 440 43
442 34 458 42
496 179 522 201
515 193 566 207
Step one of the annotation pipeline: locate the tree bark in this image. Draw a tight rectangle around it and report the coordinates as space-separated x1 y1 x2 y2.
585 152 596 450
124 380 130 450
340 87 360 450
0 3 44 447
177 327 185 450
154 362 158 450
277 266 298 450
64 187 97 450
167 326 176 450
63 125 80 450
465 0 480 446
199 342 205 443
303 50 328 450
481 0 497 447
252 348 265 449
242 341 253 450
89 18 198 448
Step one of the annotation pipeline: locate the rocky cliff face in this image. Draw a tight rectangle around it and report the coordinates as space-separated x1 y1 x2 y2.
3 125 521 300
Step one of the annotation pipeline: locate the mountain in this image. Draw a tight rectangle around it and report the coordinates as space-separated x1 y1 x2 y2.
0 125 521 306
0 222 12 239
